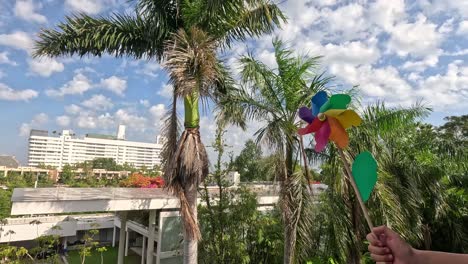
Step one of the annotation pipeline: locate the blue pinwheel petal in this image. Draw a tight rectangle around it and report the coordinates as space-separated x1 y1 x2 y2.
298 107 314 123
312 91 328 116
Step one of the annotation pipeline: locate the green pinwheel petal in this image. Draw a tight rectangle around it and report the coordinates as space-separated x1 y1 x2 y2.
352 151 377 202
319 94 351 113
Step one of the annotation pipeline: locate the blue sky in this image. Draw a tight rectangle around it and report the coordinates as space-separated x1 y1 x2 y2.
0 0 467 165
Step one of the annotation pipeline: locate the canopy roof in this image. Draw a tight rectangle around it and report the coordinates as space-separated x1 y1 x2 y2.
11 188 179 215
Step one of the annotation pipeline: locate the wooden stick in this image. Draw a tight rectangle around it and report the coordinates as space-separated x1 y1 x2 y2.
337 148 374 231
299 135 313 195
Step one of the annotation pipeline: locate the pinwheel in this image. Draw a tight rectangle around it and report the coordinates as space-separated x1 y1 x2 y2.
297 91 378 230
298 91 362 152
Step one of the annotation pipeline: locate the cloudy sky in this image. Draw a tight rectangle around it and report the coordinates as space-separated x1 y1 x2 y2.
0 0 467 165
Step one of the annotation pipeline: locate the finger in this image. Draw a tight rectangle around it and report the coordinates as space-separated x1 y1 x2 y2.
366 233 383 246
368 245 391 255
372 225 388 236
370 253 393 262
373 225 398 239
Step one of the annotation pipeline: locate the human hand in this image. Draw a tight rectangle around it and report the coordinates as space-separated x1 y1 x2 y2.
366 226 415 264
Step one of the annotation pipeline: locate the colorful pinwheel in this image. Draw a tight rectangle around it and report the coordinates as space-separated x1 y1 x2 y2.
298 91 379 230
298 91 362 152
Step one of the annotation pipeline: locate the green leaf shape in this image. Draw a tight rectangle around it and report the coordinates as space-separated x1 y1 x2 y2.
319 94 351 113
352 151 377 202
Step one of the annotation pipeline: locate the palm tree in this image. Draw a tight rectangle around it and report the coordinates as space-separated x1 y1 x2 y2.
33 1 285 263
219 38 331 263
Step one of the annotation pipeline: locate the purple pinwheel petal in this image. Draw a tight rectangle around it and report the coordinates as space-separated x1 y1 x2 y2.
314 120 330 152
299 107 314 123
312 91 328 116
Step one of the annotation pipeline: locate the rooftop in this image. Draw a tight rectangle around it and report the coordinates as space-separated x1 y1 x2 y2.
0 155 19 168
11 188 179 215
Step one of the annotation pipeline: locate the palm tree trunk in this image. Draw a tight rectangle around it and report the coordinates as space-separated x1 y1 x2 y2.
282 145 297 264
184 182 198 264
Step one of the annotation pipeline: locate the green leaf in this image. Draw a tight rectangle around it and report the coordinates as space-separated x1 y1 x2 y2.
352 151 377 202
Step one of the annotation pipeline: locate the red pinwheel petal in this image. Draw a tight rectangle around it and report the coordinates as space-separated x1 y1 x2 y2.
314 120 330 152
298 118 323 135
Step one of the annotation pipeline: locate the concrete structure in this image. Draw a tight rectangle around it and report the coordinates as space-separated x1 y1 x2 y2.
0 214 114 244
28 126 162 169
10 187 281 264
0 166 50 178
10 188 194 264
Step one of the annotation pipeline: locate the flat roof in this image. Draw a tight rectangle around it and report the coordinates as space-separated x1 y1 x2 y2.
11 188 179 215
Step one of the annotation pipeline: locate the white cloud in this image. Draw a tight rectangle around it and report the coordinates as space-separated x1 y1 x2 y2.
157 83 173 98
401 55 439 72
56 115 71 127
149 104 166 122
81 94 114 111
0 83 38 101
99 76 126 96
387 14 442 58
76 112 114 129
137 62 161 78
65 104 82 115
369 0 405 31
114 109 148 132
28 58 65 77
311 0 336 7
418 0 468 19
438 18 454 34
0 52 17 66
457 20 468 35
415 61 468 110
329 64 413 105
19 113 48 136
65 0 103 15
46 73 92 97
140 99 150 107
321 3 370 41
0 31 34 52
14 0 47 24
300 39 380 66
0 70 5 79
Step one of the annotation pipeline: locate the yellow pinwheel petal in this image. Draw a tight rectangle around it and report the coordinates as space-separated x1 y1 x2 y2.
324 109 346 118
335 110 362 129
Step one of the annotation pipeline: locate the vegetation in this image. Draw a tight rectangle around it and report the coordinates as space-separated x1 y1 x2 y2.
119 173 164 188
24 0 467 263
220 38 329 263
67 247 140 264
199 122 283 263
232 139 279 182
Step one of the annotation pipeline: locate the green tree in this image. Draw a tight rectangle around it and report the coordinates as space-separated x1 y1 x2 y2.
34 1 285 263
233 139 266 182
219 39 330 263
199 121 283 263
92 158 118 171
79 228 99 264
61 164 74 184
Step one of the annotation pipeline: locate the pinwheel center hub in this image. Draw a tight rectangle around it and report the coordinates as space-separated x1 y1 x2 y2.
318 113 326 121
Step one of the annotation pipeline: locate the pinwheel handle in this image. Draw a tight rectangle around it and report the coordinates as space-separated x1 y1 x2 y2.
338 148 374 231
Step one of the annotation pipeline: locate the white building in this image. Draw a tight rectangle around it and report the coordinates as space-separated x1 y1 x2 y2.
28 125 162 169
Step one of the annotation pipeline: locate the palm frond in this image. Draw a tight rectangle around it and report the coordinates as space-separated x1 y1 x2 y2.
34 14 168 59
164 27 219 99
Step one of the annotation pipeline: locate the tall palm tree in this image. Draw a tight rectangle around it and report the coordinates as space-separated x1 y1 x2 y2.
219 39 331 264
33 1 285 263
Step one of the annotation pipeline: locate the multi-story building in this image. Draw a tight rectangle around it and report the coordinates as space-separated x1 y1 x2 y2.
28 125 163 169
